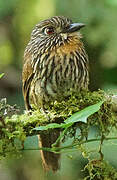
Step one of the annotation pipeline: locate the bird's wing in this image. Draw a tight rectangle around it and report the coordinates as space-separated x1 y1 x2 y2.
22 55 34 111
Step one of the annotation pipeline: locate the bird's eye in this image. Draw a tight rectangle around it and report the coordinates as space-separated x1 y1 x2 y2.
44 27 55 35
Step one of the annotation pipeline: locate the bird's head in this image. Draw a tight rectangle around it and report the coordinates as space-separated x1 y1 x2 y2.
26 16 85 55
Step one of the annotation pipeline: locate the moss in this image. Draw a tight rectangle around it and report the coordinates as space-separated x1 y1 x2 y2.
85 160 117 180
47 89 105 119
0 90 117 178
0 90 116 156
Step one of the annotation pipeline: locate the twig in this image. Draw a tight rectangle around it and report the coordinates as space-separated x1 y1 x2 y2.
21 136 117 153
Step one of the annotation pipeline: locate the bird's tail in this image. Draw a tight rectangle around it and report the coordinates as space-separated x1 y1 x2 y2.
38 129 60 172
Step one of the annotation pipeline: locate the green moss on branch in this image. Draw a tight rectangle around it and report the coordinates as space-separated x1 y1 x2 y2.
0 90 117 158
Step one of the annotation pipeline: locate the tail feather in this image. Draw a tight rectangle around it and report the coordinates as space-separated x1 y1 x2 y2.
39 129 60 172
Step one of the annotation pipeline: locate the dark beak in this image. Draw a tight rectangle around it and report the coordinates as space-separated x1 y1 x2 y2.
63 23 85 33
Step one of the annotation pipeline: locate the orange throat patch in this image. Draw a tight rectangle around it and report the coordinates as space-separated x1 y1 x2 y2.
56 35 83 55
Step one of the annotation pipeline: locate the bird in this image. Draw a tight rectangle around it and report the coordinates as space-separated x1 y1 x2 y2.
22 16 89 172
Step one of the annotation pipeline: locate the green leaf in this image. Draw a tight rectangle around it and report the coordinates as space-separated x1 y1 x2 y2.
64 101 104 124
0 73 4 79
33 123 68 131
33 101 104 131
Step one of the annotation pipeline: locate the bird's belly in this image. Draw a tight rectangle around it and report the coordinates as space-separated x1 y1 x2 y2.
30 53 89 106
33 68 83 105
46 77 75 96
31 77 74 107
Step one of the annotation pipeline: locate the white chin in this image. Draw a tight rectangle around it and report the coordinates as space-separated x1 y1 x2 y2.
61 33 68 40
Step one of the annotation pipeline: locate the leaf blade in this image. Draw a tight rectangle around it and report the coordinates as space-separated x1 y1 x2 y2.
0 73 4 79
65 101 104 124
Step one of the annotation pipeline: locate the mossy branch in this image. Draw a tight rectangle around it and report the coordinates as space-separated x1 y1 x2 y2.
1 89 117 178
0 89 117 152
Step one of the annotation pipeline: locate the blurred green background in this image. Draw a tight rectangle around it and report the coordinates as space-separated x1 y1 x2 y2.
0 0 117 179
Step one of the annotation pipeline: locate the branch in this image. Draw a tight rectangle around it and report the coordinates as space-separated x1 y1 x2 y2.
0 89 117 157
